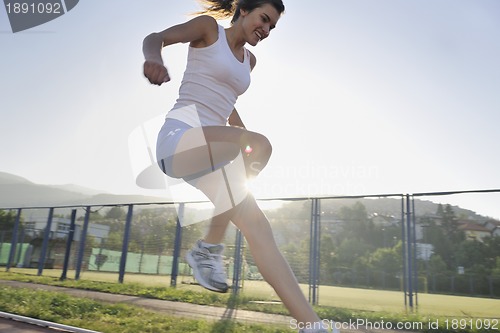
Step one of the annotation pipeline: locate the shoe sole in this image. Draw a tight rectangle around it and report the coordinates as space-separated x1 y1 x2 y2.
185 252 228 293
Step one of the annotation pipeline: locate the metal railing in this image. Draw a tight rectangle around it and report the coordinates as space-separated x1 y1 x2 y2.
1 189 500 308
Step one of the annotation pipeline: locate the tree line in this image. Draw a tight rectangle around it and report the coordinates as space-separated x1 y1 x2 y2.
264 200 500 295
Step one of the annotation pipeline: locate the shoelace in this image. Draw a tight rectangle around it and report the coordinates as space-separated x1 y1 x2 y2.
207 252 226 277
195 249 225 273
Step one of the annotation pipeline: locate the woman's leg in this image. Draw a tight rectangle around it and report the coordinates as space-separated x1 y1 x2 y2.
229 194 322 325
203 214 231 244
190 170 322 325
174 124 272 245
176 127 326 329
165 125 329 330
169 126 272 180
178 125 272 291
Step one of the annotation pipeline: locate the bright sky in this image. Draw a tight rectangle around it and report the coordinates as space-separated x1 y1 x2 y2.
1 0 500 218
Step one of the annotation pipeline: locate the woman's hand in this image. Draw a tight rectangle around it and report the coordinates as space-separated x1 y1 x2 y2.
143 60 170 85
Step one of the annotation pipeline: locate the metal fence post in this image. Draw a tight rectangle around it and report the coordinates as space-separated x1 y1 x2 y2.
119 205 134 283
171 203 184 288
38 207 54 276
75 206 91 280
309 198 321 305
405 194 414 308
0 231 4 262
411 196 418 307
60 209 77 281
232 229 244 294
401 196 407 306
6 208 22 271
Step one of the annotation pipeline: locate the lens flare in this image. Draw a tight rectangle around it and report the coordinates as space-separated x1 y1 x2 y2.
244 145 253 154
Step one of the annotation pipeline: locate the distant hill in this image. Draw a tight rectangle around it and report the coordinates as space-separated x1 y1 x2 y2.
0 172 490 220
320 197 483 220
276 197 485 221
76 193 171 206
0 183 89 207
0 172 33 185
0 172 167 209
47 184 106 197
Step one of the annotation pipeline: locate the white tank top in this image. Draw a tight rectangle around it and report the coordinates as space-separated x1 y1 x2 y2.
166 24 251 127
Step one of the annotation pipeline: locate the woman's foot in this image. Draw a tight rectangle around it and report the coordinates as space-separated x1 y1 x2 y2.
186 240 228 293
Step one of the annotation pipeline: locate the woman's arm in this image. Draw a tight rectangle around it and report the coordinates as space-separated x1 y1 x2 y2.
228 108 246 129
143 15 218 85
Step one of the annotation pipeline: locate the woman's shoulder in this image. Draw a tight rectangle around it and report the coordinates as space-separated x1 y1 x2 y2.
192 14 217 25
187 15 219 47
189 15 219 33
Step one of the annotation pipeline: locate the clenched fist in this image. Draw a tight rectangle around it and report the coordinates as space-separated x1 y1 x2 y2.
143 60 170 85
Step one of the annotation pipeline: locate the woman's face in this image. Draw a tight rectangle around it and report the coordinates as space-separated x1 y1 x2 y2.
240 3 281 46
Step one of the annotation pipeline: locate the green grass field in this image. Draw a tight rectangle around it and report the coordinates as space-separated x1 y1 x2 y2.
7 268 500 319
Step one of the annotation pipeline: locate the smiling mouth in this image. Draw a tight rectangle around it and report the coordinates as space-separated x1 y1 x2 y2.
255 31 262 41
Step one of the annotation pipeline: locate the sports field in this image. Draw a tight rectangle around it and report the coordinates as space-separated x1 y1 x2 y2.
9 269 500 319
239 281 500 318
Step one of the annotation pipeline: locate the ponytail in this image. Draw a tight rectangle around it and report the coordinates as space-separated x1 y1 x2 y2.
197 0 285 24
196 0 237 20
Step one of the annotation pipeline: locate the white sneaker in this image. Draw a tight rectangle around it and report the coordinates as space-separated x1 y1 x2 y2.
186 240 229 293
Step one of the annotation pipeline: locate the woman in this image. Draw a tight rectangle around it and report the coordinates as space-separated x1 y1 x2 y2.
143 1 335 332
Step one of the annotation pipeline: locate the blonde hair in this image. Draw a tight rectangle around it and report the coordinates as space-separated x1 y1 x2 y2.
197 0 285 24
